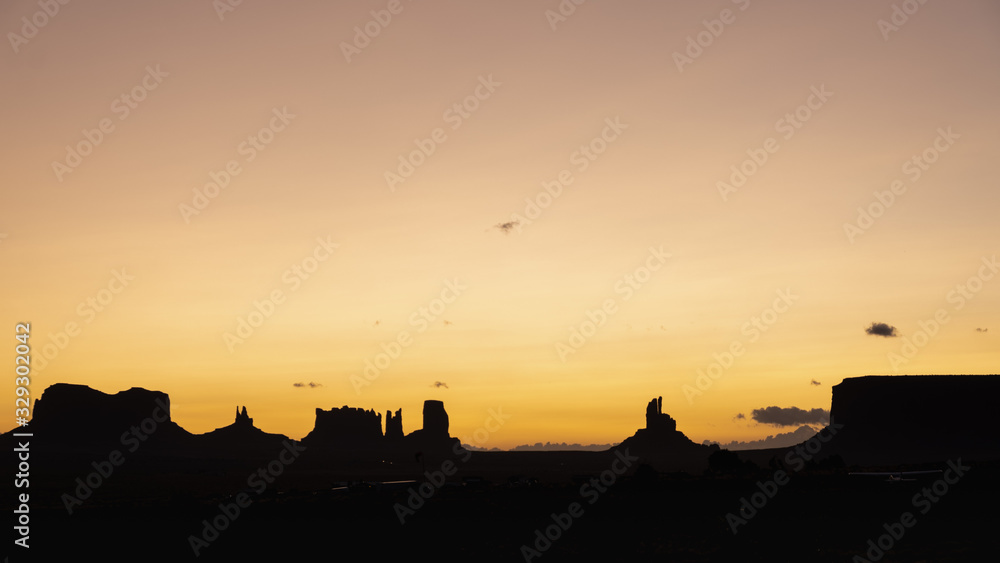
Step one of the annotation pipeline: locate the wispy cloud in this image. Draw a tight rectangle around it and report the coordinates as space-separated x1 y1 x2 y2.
493 220 519 234
432 381 449 389
293 382 323 388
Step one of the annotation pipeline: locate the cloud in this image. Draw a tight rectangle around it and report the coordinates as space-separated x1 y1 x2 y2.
293 382 323 388
443 320 453 326
810 379 821 386
976 327 988 333
733 413 746 421
432 381 449 389
751 406 829 427
493 220 520 234
372 320 380 328
865 322 898 337
704 425 820 451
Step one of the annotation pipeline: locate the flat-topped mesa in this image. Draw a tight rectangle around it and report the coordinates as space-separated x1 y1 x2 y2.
828 374 1000 464
303 405 383 445
26 383 191 448
385 408 403 440
645 395 676 433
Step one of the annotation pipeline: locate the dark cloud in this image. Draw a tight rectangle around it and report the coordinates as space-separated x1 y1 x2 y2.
432 381 449 389
733 413 746 421
493 220 520 234
810 379 821 386
976 327 988 333
293 382 323 388
751 406 829 427
865 322 898 337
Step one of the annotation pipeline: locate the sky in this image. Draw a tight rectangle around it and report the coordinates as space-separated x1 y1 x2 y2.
2 0 998 449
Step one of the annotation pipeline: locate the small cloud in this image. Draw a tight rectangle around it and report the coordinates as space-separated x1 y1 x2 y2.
660 325 666 331
443 320 453 326
976 327 988 333
810 379 821 386
865 322 898 337
432 381 449 389
372 320 380 328
293 382 323 388
493 220 520 235
733 413 746 421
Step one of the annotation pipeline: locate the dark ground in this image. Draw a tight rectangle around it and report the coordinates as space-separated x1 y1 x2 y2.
6 450 997 562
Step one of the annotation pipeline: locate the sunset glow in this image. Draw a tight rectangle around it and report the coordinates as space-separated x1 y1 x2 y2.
3 0 998 449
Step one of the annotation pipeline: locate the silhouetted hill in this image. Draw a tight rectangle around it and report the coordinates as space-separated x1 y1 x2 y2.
197 406 289 453
617 396 717 471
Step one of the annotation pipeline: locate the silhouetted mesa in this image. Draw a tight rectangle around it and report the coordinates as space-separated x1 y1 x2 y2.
297 399 459 456
28 383 191 451
302 405 383 448
826 374 1000 464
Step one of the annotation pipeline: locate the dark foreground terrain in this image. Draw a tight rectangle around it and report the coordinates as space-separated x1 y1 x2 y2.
8 452 997 562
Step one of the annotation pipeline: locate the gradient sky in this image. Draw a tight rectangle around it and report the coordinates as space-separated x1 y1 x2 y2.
2 0 998 449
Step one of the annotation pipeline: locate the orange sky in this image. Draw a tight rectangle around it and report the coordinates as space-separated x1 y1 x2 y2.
2 0 998 449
